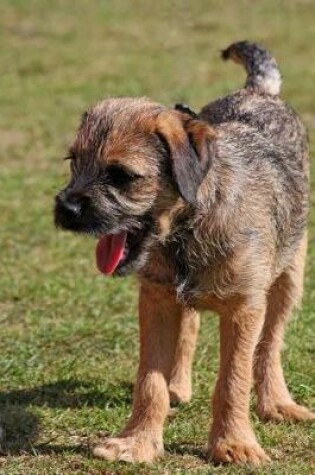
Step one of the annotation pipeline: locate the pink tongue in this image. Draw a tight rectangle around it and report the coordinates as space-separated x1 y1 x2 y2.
96 232 127 275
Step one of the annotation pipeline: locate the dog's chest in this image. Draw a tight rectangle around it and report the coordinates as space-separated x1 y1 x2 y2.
140 238 251 308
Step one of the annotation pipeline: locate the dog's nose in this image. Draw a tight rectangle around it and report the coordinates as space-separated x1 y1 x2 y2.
55 191 81 218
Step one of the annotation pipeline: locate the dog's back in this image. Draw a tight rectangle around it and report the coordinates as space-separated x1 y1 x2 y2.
200 41 309 169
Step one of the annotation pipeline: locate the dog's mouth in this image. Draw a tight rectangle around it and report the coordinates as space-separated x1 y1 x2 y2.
96 232 128 275
95 219 154 276
54 188 155 276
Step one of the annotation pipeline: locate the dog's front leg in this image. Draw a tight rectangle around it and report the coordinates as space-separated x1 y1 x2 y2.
94 281 181 463
209 299 271 465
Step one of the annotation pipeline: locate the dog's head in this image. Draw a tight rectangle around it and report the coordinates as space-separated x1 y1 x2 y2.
54 97 216 276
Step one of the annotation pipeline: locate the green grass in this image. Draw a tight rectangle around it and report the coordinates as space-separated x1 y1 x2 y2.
0 0 314 473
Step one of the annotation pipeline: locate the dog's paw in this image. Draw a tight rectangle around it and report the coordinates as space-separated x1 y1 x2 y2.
169 381 192 405
210 437 270 465
258 402 315 422
93 434 164 463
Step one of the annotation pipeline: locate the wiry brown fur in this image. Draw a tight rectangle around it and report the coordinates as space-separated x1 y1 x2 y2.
54 42 314 466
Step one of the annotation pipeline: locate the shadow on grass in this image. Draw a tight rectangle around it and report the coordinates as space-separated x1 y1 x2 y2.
0 405 92 457
0 379 133 456
166 442 208 462
0 379 133 409
0 405 40 455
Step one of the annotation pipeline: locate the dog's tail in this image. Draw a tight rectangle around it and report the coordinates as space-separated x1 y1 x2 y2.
221 41 282 96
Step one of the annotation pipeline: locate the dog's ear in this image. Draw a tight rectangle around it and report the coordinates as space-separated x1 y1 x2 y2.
174 103 198 118
156 111 216 204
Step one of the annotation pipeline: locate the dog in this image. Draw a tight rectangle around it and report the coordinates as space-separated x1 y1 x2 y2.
54 41 314 465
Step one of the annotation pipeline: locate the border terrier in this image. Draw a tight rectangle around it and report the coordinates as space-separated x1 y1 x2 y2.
54 41 314 465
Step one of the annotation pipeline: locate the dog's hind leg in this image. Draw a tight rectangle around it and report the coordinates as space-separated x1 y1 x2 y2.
254 235 315 422
169 309 200 405
93 281 184 463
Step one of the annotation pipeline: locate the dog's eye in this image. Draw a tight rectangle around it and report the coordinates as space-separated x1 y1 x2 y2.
105 165 141 188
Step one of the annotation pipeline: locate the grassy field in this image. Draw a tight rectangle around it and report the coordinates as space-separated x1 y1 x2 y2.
0 1 314 474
